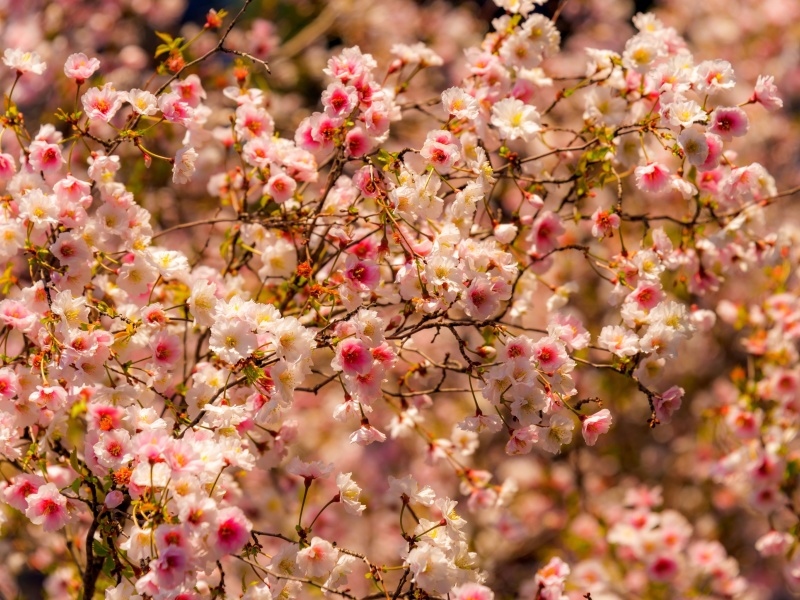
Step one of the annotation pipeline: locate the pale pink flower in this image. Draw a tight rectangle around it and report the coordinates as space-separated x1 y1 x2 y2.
51 232 91 266
105 490 124 509
265 171 297 203
29 385 68 411
349 421 387 445
695 60 735 94
0 367 19 399
0 299 38 331
336 472 365 515
324 46 377 84
388 475 436 506
286 457 334 481
93 430 134 470
82 83 125 122
87 403 124 432
441 87 480 120
699 133 723 171
581 409 613 446
297 537 339 577
242 137 273 168
235 103 274 140
755 531 792 557
591 208 620 238
535 557 570 588
25 483 69 531
0 153 16 178
390 42 442 67
28 140 65 174
528 211 565 255
150 331 181 367
678 128 709 166
158 92 194 126
653 386 684 424
464 275 502 320
172 145 198 184
64 53 100 83
494 223 518 244
125 89 158 116
155 524 189 551
540 413 575 454
550 313 591 351
635 162 671 193
171 74 206 108
352 165 384 198
451 583 494 600
505 425 539 455
751 75 783 111
363 102 391 136
490 97 541 141
598 325 640 357
19 189 59 228
3 49 46 75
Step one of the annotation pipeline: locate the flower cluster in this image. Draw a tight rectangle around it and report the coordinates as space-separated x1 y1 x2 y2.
0 0 796 598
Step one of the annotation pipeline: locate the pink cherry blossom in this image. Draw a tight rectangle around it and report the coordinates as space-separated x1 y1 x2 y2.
25 483 69 532
82 83 124 122
334 338 373 376
213 507 252 555
750 75 783 111
582 409 613 446
635 162 671 193
64 53 100 82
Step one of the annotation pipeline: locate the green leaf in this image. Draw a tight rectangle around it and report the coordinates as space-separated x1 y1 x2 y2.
242 364 264 386
155 31 174 44
93 540 109 557
155 44 172 59
102 555 116 578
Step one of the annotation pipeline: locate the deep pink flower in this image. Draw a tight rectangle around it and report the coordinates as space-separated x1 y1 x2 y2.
213 507 252 555
344 256 380 291
2 474 45 511
25 483 69 531
344 126 372 158
322 82 358 117
709 106 749 140
335 338 373 375
151 546 189 589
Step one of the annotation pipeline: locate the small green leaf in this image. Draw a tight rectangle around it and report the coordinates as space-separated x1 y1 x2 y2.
93 540 109 557
155 31 174 44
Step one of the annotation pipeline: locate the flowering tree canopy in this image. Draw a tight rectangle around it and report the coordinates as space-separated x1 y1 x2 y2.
0 0 799 598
